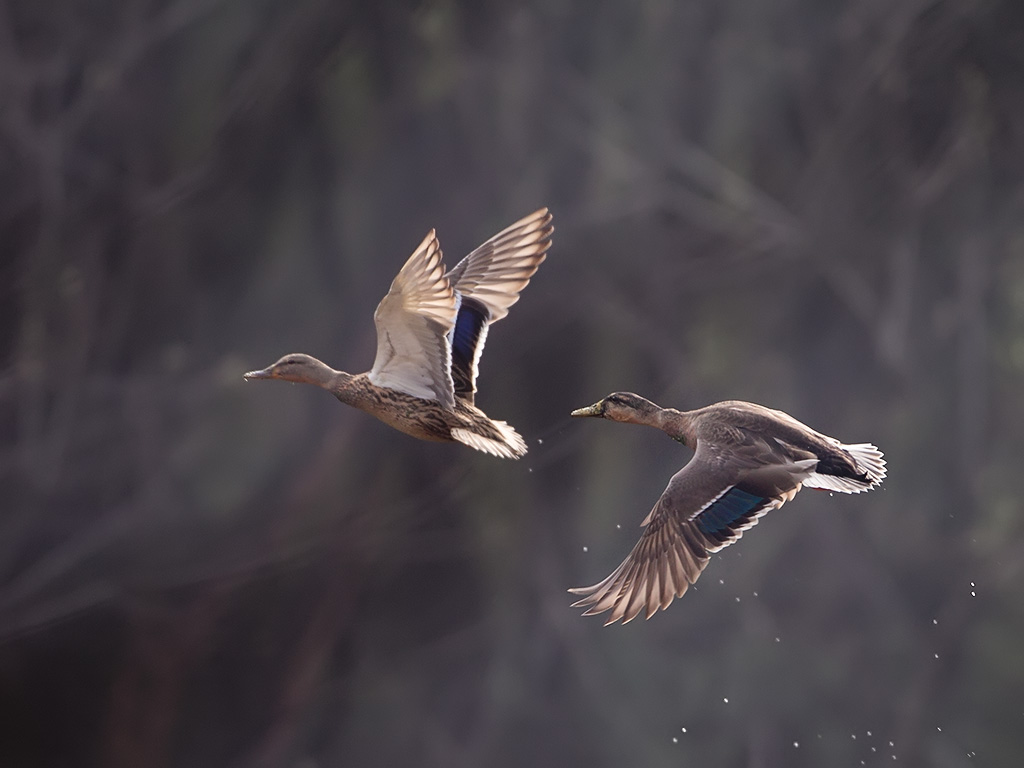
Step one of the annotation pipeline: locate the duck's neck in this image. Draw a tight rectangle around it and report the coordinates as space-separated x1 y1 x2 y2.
292 358 343 391
329 371 371 408
618 397 695 445
293 358 359 400
652 408 696 447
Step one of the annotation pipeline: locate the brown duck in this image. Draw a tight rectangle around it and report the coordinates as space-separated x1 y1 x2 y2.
245 209 552 459
569 393 886 624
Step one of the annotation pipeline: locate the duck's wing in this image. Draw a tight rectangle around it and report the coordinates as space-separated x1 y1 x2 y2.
368 230 458 408
569 440 815 625
445 208 552 403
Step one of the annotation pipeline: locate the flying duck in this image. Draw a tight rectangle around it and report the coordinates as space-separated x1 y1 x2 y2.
245 209 552 458
569 392 886 624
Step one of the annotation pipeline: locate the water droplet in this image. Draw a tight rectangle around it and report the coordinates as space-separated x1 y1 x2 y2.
933 619 938 625
852 734 857 740
872 747 877 753
867 731 872 737
793 741 799 748
616 524 621 529
775 637 781 642
537 438 543 444
723 697 729 704
528 468 533 473
752 591 758 597
718 579 725 584
672 737 678 743
735 597 741 602
681 727 687 733
582 546 588 553
889 741 895 747
934 653 940 659
937 727 942 732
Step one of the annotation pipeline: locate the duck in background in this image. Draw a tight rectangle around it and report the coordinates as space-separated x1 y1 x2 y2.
569 393 886 624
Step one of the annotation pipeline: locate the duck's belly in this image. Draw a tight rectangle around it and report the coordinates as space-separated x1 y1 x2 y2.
354 390 454 443
379 411 452 442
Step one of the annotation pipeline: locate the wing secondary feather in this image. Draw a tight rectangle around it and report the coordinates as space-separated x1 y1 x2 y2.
446 209 553 402
570 441 800 625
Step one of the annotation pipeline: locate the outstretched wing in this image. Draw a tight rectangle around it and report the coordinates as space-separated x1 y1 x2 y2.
570 440 812 625
445 208 552 403
368 229 458 408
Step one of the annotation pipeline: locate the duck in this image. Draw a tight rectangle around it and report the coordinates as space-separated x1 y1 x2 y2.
568 392 886 624
244 208 553 459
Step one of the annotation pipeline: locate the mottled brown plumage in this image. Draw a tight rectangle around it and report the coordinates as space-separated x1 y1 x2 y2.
569 393 886 624
245 209 553 458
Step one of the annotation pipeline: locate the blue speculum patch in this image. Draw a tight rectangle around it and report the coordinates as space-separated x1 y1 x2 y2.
450 299 488 394
452 307 485 361
695 487 764 536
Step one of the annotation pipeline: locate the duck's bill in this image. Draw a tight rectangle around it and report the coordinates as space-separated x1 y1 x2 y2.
243 368 273 380
570 402 603 418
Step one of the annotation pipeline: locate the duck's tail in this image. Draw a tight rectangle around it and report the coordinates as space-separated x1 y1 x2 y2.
451 419 528 459
803 442 887 493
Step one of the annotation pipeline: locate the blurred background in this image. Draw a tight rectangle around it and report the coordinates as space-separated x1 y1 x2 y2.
2 0 1024 766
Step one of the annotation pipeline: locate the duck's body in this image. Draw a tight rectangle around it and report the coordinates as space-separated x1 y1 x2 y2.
332 370 525 453
569 393 886 624
245 209 552 459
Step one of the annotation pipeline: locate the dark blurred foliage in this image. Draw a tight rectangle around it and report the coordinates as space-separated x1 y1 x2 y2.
2 0 1024 765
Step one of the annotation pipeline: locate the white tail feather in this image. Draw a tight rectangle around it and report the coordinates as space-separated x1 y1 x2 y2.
804 442 887 493
451 421 527 459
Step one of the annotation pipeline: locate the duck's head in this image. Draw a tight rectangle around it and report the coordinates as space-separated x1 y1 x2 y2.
244 353 334 386
571 392 660 424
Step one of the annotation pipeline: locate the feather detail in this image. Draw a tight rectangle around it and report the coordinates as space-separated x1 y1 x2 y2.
450 420 527 459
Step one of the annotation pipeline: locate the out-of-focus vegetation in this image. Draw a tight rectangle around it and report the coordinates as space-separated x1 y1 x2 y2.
2 0 1023 765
